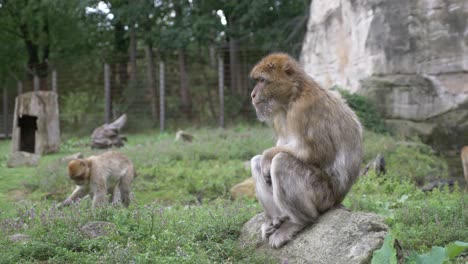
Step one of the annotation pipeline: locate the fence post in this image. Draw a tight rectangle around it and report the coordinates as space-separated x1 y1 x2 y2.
218 54 225 128
52 70 57 93
159 61 165 131
104 64 111 124
3 87 8 137
33 75 40 91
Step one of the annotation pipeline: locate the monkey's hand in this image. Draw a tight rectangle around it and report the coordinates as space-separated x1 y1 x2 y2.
261 156 272 185
262 147 288 185
57 199 72 209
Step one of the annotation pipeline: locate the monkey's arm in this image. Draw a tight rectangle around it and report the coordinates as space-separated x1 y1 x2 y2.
263 145 299 163
60 186 89 207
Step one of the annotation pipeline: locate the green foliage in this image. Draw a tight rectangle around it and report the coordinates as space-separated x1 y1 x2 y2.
372 234 468 264
0 200 270 263
363 131 448 184
390 187 467 252
371 234 397 264
0 126 465 262
336 88 387 133
406 241 468 264
60 91 104 134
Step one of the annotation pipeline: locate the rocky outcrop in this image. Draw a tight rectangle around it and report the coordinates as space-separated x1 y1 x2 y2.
239 209 388 264
301 0 468 148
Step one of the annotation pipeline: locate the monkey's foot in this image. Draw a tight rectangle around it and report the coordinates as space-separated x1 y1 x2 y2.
261 222 277 241
261 216 289 241
268 222 304 249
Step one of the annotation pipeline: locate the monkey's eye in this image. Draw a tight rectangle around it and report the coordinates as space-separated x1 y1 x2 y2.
257 77 266 83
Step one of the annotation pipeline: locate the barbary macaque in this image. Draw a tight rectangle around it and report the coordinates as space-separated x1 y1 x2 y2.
60 151 136 209
250 53 363 248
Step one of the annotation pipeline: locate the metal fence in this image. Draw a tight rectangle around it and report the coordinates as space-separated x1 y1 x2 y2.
0 47 273 138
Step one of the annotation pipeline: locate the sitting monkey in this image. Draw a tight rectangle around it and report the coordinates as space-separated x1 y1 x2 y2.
59 151 136 209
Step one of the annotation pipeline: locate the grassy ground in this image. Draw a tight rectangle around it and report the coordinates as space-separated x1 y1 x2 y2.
0 125 466 263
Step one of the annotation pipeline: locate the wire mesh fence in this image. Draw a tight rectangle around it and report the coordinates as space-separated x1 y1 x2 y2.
0 47 276 138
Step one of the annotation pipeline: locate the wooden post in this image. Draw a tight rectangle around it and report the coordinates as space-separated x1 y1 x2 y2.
52 70 57 93
159 61 165 131
104 64 111 124
17 81 23 95
33 75 40 91
3 87 8 137
218 54 225 128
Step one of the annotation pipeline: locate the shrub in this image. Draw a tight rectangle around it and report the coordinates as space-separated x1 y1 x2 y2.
335 87 387 133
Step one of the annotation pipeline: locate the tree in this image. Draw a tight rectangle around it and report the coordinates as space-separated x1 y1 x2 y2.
0 0 91 90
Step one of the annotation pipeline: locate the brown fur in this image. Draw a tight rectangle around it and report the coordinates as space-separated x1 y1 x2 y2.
250 53 363 248
60 151 136 209
461 146 468 192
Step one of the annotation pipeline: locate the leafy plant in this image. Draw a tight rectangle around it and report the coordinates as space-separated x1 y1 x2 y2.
406 241 468 264
335 87 387 133
372 233 397 264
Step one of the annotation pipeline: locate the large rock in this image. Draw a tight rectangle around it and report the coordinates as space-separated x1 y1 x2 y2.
300 0 468 149
239 209 388 264
230 177 256 199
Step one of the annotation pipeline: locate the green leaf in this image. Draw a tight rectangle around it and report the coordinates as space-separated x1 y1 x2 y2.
371 233 397 264
414 246 447 264
445 241 468 259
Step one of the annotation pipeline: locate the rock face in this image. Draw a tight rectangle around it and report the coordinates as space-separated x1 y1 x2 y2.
239 209 388 264
301 0 468 148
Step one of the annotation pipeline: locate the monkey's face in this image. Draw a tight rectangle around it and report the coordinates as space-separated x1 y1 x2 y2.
251 76 277 122
68 160 89 186
250 55 297 122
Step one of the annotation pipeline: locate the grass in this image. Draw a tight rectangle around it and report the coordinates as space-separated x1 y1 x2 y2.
0 125 466 263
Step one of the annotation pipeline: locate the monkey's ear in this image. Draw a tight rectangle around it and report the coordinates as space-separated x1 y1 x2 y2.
283 62 294 76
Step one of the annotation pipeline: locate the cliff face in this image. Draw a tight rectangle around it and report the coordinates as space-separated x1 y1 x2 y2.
301 0 468 148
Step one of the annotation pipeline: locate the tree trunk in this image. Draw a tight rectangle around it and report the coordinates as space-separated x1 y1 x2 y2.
129 26 137 84
104 64 111 124
144 42 158 123
178 48 192 119
159 61 165 131
218 54 225 128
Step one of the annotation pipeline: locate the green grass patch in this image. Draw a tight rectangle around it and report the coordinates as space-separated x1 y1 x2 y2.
0 125 466 262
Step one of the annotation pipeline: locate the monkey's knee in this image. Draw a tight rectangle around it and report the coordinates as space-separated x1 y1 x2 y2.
270 153 294 179
251 155 263 180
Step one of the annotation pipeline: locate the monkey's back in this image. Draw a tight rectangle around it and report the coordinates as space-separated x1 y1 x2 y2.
299 83 363 198
88 151 135 181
